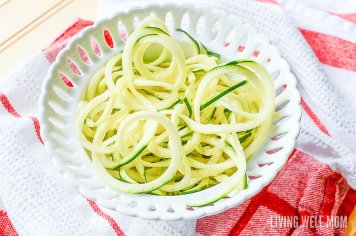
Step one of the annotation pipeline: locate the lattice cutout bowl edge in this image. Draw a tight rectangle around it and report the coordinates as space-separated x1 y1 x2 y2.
39 3 301 220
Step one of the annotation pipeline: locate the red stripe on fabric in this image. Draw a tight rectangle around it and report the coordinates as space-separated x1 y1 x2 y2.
77 47 90 64
300 29 356 72
67 60 81 75
237 45 245 52
0 210 19 236
59 74 74 88
286 227 294 236
337 190 356 217
29 117 44 144
332 13 356 24
252 50 260 57
263 191 297 216
0 92 44 144
43 19 94 64
50 19 94 46
229 196 261 235
297 210 317 233
301 99 330 136
104 29 114 48
197 149 352 235
0 93 21 118
255 0 277 3
229 188 297 235
87 199 125 236
319 173 342 221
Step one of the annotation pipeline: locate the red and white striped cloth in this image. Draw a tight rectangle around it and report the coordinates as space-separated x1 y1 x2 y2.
0 0 355 235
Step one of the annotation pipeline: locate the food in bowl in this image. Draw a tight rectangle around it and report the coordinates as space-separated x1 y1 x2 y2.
76 16 275 207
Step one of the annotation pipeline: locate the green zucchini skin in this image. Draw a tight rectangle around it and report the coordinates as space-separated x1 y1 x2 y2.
187 173 248 207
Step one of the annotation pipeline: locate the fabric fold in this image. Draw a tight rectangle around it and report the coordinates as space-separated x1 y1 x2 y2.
0 0 355 235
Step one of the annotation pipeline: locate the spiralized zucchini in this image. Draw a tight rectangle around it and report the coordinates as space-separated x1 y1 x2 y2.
76 16 275 206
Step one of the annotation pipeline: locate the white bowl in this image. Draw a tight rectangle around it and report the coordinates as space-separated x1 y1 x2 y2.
39 3 301 220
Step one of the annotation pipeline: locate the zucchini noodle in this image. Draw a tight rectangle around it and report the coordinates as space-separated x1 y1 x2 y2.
76 16 275 206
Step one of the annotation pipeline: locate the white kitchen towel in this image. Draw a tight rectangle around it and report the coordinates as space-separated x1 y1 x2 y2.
0 0 355 235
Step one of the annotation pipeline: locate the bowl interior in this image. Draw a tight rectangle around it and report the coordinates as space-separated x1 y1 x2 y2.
39 3 301 220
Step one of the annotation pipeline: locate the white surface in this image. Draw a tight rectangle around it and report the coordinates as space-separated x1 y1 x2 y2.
289 0 356 13
280 0 356 43
0 0 355 235
0 53 117 236
39 3 301 220
322 65 356 108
